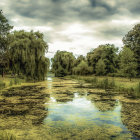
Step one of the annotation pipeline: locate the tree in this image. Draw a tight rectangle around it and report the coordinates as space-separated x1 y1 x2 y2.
0 10 13 77
123 24 140 75
119 47 137 81
73 60 93 75
74 55 86 67
95 59 106 75
87 44 119 75
8 30 49 81
51 51 75 77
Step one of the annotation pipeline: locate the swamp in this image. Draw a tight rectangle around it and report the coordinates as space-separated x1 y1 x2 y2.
0 75 140 140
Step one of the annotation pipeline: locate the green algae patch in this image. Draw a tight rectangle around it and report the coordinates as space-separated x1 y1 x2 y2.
121 102 140 138
0 77 140 139
52 90 74 103
0 85 48 126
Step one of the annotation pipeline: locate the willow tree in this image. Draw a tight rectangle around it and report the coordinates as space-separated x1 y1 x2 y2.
51 51 75 77
9 30 49 81
0 10 13 77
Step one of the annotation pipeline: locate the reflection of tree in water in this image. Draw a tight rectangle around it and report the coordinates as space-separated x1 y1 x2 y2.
0 85 49 129
88 94 117 111
121 102 140 137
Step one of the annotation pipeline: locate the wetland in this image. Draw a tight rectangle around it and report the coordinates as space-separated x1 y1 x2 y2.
0 76 140 140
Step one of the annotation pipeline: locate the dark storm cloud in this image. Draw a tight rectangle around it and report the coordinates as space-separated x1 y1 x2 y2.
96 25 130 40
8 0 119 24
4 0 140 26
0 0 140 58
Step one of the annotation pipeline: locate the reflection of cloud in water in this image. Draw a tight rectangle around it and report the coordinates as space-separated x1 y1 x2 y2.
50 97 56 102
44 92 139 139
45 93 121 124
47 77 52 81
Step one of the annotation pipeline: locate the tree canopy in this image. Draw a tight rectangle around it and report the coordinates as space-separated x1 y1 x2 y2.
51 51 75 77
73 60 93 75
119 47 137 80
123 24 140 75
87 44 119 75
9 30 49 81
0 10 13 77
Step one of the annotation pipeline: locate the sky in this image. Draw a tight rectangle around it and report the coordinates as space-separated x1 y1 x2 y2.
0 0 140 58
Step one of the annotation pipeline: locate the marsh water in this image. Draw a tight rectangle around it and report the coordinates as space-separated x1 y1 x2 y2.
0 76 140 140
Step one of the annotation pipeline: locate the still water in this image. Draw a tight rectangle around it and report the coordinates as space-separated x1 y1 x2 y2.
44 93 139 140
43 77 140 140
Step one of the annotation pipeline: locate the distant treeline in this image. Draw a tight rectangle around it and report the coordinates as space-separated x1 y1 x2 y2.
51 24 140 80
0 10 50 81
1 10 140 81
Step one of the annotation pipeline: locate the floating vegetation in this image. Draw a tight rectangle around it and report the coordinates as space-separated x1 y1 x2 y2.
0 77 140 139
0 85 49 126
121 102 140 137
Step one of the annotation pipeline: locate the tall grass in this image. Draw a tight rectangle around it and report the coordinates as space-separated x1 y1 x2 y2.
9 78 21 87
69 75 140 98
0 131 16 140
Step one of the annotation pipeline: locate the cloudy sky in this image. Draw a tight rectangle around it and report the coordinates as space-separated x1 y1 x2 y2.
0 0 140 58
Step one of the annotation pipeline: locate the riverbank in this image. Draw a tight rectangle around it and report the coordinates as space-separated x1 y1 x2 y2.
65 75 140 98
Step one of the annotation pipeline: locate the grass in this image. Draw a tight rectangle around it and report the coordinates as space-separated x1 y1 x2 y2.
0 75 25 91
67 75 140 98
0 131 16 140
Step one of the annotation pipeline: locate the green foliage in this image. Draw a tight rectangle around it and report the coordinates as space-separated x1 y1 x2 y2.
73 60 93 75
74 55 86 67
8 30 49 81
95 59 106 75
87 44 119 75
123 24 140 74
119 47 137 80
52 51 75 77
9 77 21 86
0 10 13 77
96 78 114 89
0 131 16 140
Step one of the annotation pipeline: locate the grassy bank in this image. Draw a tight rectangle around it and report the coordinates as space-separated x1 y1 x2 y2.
67 75 140 98
0 75 25 91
